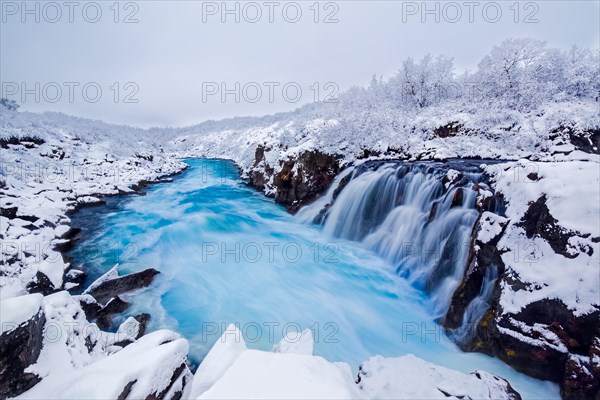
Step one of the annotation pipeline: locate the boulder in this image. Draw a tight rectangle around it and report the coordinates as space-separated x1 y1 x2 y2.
96 296 131 330
87 268 160 303
0 294 46 398
26 271 58 296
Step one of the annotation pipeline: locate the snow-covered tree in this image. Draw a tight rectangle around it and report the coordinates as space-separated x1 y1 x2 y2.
476 38 549 109
388 54 455 110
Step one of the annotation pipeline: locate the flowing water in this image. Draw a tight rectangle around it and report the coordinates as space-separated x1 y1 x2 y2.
69 159 559 398
298 160 501 328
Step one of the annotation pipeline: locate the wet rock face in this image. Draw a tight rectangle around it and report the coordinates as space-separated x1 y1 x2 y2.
249 146 341 213
87 268 160 303
462 252 600 398
473 298 600 384
473 300 570 381
0 310 45 398
444 213 508 330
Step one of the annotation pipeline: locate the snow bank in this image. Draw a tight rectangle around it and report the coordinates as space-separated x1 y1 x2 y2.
358 354 518 399
189 327 521 400
187 324 247 399
197 350 361 400
0 293 43 335
190 325 360 400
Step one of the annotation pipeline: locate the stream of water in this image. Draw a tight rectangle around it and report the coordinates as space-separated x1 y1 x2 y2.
69 158 559 398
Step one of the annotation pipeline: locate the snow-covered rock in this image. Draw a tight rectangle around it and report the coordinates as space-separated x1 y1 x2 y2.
189 329 521 400
357 354 520 399
190 326 359 400
0 293 43 335
17 330 191 400
458 160 600 393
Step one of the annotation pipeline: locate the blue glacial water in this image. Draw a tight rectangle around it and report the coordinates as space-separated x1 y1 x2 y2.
69 158 559 398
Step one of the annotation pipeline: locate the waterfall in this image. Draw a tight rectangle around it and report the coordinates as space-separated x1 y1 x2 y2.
300 160 492 322
451 264 499 343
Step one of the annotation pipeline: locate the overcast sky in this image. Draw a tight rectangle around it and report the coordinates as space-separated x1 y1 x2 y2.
1 0 599 128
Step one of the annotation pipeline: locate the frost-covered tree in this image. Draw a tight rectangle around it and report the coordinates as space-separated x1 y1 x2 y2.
561 46 600 100
476 38 549 109
387 54 455 110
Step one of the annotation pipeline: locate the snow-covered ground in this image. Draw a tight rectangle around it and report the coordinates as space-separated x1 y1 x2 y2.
187 325 521 400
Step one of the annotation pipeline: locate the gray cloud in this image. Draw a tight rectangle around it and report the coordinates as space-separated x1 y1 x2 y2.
1 0 598 127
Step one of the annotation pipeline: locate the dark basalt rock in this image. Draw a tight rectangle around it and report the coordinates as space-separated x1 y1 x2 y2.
113 313 150 347
64 268 86 290
133 313 150 339
428 201 439 223
471 307 569 382
79 298 102 321
472 293 600 392
53 227 82 252
0 207 18 219
88 268 160 303
562 355 599 399
444 184 599 397
332 173 352 201
252 148 341 213
450 188 464 208
96 296 131 330
550 127 600 155
26 271 58 296
517 195 579 259
570 129 600 154
0 135 45 149
147 363 187 400
434 121 464 138
117 380 137 400
0 309 45 399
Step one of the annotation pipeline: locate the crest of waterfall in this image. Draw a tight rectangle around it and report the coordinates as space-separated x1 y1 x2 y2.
300 161 490 321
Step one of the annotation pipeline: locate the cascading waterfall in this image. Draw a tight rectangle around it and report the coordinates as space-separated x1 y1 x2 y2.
452 264 499 342
300 161 493 322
